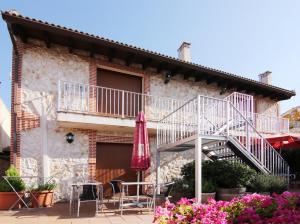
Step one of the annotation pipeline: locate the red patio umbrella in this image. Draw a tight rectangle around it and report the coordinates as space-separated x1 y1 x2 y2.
131 112 151 199
266 134 300 150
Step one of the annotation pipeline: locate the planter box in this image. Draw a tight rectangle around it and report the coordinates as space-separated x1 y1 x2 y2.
31 190 54 207
201 192 216 203
0 192 24 210
217 187 246 201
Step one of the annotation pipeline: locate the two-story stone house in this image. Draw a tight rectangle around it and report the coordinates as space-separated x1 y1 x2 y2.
2 11 295 199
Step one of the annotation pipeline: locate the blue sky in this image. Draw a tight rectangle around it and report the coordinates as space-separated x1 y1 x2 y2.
0 0 299 113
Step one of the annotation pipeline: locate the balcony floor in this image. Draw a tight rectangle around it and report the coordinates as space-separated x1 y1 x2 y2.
57 111 157 134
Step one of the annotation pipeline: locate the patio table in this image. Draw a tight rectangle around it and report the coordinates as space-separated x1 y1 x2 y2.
2 176 54 210
119 182 156 215
69 182 104 217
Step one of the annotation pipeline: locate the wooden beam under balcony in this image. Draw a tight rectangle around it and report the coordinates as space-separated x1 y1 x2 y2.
68 38 74 53
206 77 218 85
89 44 96 57
170 66 181 77
125 53 136 66
43 31 51 48
142 58 152 70
108 48 116 62
195 74 206 82
157 63 167 74
14 25 28 43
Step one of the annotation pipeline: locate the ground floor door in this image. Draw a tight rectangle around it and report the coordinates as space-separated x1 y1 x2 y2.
95 143 139 197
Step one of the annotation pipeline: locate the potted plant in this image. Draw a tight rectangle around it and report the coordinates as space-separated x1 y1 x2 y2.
248 174 287 195
31 182 56 207
171 162 216 203
202 160 256 201
0 166 25 210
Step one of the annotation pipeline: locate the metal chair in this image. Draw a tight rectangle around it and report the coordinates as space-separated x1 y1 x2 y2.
148 182 174 207
108 180 121 205
70 183 103 217
108 180 130 206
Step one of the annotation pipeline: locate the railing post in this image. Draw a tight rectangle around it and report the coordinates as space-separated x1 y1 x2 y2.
195 95 202 203
58 80 61 111
246 123 250 152
226 101 230 136
197 95 201 136
121 90 125 118
261 138 264 165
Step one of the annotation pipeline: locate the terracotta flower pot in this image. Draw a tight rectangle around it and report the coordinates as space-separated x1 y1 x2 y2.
31 190 54 207
201 192 216 203
0 192 24 210
217 187 246 201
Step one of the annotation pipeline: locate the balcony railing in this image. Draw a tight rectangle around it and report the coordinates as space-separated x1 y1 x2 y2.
253 113 289 134
57 80 185 122
57 81 289 133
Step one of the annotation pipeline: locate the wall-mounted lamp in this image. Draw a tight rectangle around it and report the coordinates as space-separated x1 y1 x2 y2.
220 87 227 95
164 72 172 84
66 132 74 144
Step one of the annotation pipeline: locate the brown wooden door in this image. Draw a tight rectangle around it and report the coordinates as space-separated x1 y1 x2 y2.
96 143 138 197
96 69 143 117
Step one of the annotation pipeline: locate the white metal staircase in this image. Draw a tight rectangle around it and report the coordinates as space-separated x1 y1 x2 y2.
157 94 290 178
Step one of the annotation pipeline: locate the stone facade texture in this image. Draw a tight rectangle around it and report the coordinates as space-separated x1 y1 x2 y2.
14 38 281 199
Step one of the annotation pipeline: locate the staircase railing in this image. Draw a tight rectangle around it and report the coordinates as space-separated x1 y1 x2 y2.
228 102 289 176
157 94 290 178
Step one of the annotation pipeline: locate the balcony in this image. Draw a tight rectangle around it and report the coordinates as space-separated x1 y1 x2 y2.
57 80 185 131
57 81 289 134
253 113 289 134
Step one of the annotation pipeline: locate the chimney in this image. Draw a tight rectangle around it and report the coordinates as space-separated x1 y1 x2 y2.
259 71 272 85
178 42 191 62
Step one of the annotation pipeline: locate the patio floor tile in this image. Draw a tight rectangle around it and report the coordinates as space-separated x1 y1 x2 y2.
0 202 154 224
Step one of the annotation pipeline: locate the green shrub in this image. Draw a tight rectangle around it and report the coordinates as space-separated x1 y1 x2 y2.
202 160 256 188
173 177 216 198
35 182 56 191
181 160 256 189
0 166 25 192
249 174 287 194
202 179 216 193
0 180 11 192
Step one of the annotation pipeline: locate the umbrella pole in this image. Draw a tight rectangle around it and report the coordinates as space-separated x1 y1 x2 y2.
137 171 140 202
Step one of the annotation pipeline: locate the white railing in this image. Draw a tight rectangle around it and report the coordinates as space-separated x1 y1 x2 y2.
253 113 289 134
157 95 290 178
157 96 229 147
57 80 185 122
225 92 288 134
228 103 289 176
224 92 253 120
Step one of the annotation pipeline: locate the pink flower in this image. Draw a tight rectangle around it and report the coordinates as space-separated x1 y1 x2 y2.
176 197 192 205
154 192 300 224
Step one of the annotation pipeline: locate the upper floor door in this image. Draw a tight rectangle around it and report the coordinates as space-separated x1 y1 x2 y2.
96 68 143 118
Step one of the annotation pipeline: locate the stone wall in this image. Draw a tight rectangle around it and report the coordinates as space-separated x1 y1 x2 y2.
20 41 90 200
150 74 232 101
255 97 279 116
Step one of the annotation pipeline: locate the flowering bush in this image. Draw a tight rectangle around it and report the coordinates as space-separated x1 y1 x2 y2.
154 192 300 224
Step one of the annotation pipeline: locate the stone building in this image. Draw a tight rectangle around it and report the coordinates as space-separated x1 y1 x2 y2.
2 11 295 200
